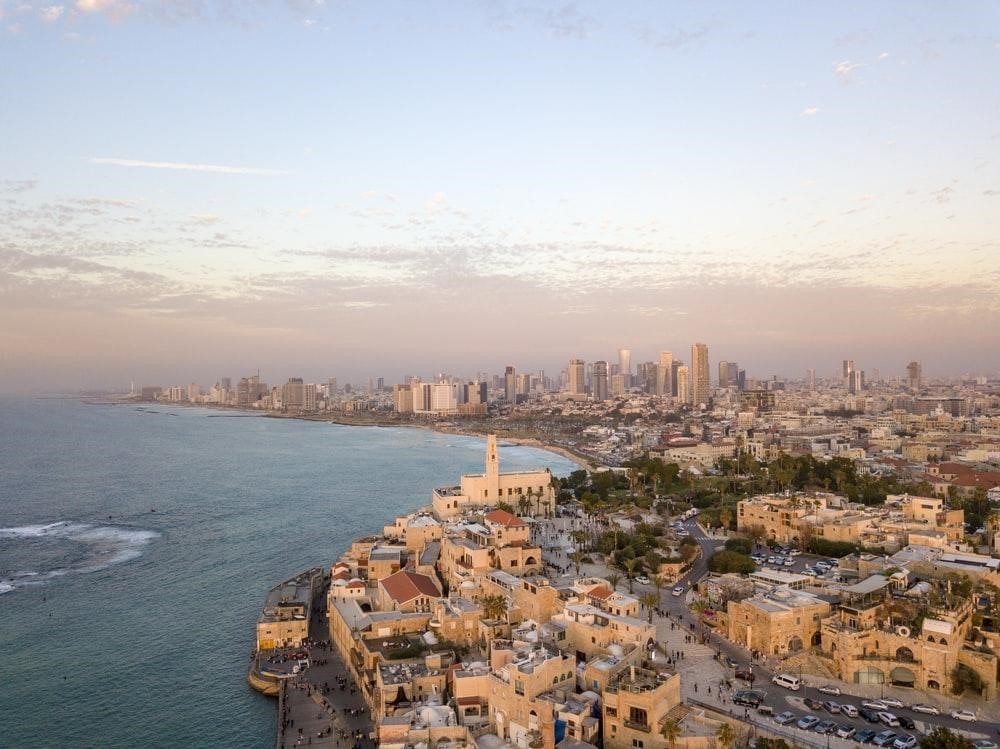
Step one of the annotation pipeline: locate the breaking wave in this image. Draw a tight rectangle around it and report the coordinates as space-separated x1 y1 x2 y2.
0 521 159 593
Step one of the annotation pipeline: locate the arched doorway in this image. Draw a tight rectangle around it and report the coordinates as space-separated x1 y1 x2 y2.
890 667 916 687
811 632 822 647
789 636 803 652
854 666 885 685
895 646 914 662
927 680 940 690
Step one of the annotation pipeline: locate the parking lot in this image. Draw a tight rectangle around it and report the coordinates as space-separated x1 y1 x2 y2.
750 545 845 581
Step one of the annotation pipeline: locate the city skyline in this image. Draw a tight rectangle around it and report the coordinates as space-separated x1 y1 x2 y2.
2 2 999 392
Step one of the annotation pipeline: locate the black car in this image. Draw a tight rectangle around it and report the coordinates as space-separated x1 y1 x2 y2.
859 708 882 723
805 697 824 710
898 716 916 730
734 690 766 707
856 730 878 744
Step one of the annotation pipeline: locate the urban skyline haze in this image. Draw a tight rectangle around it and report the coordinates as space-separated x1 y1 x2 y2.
1 1 998 392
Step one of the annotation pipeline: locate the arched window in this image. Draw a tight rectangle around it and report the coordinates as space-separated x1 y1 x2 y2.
939 638 947 646
895 647 914 662
927 635 935 643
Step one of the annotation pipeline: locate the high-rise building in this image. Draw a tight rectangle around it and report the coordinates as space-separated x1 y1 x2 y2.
848 369 864 395
842 359 854 379
592 361 609 402
504 366 516 404
670 360 683 396
610 373 626 398
906 361 922 391
690 342 710 406
736 368 746 392
282 377 305 410
718 361 739 388
568 359 586 395
807 368 816 391
618 348 631 388
656 351 673 398
676 365 690 404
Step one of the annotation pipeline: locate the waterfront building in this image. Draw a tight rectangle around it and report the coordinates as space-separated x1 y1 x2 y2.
504 366 516 404
431 435 555 519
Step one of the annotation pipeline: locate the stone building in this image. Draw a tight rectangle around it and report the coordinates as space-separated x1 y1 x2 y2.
725 587 832 655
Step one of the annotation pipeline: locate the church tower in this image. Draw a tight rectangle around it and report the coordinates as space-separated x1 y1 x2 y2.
485 433 500 501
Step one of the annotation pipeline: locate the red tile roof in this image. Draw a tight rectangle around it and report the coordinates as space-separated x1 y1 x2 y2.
484 509 527 528
588 586 612 600
380 570 441 603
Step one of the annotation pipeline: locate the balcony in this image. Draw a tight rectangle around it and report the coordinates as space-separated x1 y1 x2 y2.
623 719 651 733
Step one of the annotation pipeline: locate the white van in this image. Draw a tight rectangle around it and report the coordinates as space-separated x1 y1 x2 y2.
771 674 801 691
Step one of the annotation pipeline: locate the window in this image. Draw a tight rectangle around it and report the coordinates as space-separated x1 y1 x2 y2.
632 741 644 749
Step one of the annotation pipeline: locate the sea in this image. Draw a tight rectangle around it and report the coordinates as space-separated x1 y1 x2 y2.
0 397 580 748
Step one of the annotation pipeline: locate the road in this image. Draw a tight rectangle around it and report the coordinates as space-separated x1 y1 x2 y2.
627 519 1000 741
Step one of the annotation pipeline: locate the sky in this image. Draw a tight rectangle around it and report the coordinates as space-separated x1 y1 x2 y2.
1 1 999 392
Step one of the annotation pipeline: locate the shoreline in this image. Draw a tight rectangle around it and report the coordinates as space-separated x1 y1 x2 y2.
99 397 597 469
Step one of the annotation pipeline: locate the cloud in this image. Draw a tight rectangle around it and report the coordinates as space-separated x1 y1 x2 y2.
542 3 597 40
190 213 220 226
40 5 64 22
930 185 955 204
833 60 864 80
983 189 999 197
89 157 290 176
75 0 133 20
1 179 38 194
878 51 890 61
637 23 716 51
341 300 386 309
800 107 820 117
425 192 447 214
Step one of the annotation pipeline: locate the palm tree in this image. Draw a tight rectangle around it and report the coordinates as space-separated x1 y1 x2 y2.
715 722 736 749
607 571 622 591
650 574 666 606
517 495 531 517
480 594 507 622
661 719 681 749
641 592 659 623
623 558 639 593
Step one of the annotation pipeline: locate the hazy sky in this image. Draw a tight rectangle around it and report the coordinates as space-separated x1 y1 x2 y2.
2 1 999 392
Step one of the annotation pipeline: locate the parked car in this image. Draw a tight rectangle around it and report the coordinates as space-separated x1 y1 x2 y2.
672 586 685 597
772 674 801 690
950 709 976 722
724 655 739 668
863 700 888 711
881 698 905 710
735 670 755 682
818 685 842 696
859 708 882 724
784 559 795 566
855 729 878 744
893 735 917 749
878 712 900 727
734 690 767 707
873 731 899 747
774 711 797 726
841 704 859 718
972 740 998 749
910 704 939 715
635 576 650 585
815 720 837 735
804 698 824 710
822 701 841 714
898 716 915 730
797 715 820 730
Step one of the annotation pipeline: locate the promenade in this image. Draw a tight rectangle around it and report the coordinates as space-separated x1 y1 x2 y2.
276 593 374 749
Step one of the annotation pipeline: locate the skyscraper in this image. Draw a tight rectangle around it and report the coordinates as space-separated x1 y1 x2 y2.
656 350 673 398
718 361 738 388
592 361 609 402
906 361 922 391
568 359 586 395
690 342 710 406
806 368 816 391
618 348 631 388
842 359 854 379
676 365 690 404
504 366 516 404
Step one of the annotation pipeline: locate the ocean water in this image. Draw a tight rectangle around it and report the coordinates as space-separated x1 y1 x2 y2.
0 397 579 748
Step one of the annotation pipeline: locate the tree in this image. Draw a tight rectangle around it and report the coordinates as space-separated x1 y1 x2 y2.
650 574 666 606
517 495 531 517
716 722 736 749
919 727 975 749
623 558 640 593
707 550 756 574
950 663 985 695
607 572 622 592
641 592 659 623
661 719 681 749
480 594 507 622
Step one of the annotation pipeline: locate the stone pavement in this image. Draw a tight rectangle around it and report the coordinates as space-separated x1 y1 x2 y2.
277 597 375 749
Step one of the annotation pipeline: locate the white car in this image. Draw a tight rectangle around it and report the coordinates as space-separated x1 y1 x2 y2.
672 586 685 597
863 700 888 711
880 697 904 710
635 576 650 585
818 685 841 696
878 712 900 727
950 709 976 722
910 704 939 715
841 704 858 718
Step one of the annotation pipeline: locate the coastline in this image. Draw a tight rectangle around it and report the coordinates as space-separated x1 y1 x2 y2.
97 397 597 469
